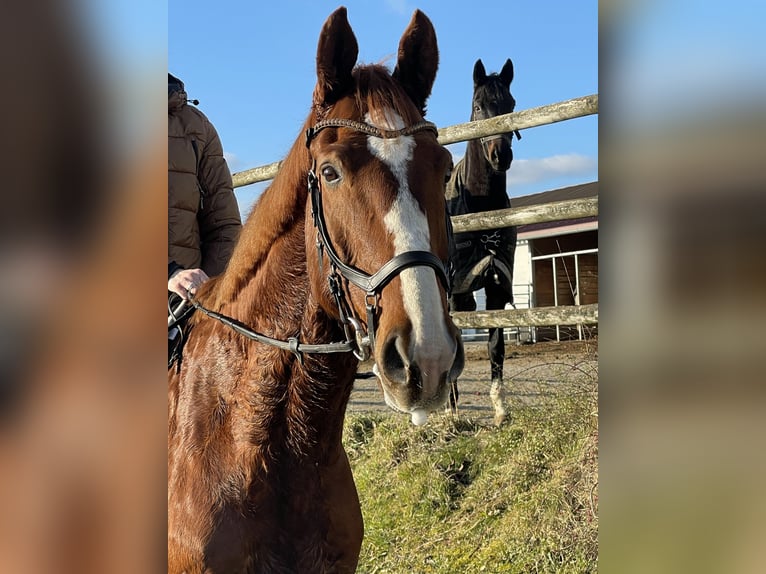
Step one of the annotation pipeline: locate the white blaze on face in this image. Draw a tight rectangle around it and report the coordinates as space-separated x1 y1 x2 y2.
365 109 454 394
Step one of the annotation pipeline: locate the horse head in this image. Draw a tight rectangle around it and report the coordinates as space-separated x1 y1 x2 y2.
306 8 464 424
472 58 518 172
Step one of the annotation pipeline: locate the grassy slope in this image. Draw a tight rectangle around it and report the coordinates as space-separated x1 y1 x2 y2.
343 389 598 573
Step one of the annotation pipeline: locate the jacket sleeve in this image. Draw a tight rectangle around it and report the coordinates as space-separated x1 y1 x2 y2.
196 117 242 277
168 260 184 278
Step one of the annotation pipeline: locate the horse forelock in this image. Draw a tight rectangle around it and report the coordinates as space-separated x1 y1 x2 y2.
473 74 516 114
350 64 423 126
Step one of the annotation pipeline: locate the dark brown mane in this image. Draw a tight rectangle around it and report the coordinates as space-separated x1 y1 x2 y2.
200 129 310 311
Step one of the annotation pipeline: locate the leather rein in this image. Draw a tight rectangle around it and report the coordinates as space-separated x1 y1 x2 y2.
184 117 450 364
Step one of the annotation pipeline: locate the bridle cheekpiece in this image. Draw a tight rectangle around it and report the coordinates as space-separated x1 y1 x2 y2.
305 117 449 360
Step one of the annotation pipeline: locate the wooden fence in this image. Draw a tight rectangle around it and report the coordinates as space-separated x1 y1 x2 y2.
449 199 598 330
232 94 599 330
232 94 598 188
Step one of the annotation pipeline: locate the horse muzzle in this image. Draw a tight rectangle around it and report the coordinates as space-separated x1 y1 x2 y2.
482 134 513 172
374 327 464 425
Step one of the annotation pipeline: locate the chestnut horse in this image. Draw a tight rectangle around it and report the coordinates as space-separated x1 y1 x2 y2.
168 8 464 573
446 59 519 425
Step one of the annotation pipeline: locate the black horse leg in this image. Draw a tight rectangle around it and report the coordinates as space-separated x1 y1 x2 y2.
485 282 511 424
487 325 505 381
447 292 476 413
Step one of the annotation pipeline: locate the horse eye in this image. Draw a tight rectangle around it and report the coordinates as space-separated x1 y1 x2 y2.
320 165 340 182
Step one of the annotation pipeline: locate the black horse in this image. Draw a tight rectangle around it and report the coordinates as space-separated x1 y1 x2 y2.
446 58 520 425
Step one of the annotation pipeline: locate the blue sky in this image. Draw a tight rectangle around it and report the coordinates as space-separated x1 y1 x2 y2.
169 1 598 216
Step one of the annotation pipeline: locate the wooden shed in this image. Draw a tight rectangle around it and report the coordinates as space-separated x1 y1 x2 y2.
511 181 598 341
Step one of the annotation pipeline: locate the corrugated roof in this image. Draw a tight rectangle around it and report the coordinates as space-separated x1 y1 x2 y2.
511 181 598 236
518 216 598 237
510 181 597 208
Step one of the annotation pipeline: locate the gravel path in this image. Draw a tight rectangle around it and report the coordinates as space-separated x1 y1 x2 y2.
349 339 598 425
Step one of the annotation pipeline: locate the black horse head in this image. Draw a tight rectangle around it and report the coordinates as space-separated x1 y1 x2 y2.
471 58 518 172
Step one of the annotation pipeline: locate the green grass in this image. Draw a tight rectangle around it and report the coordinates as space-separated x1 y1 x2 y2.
343 389 598 573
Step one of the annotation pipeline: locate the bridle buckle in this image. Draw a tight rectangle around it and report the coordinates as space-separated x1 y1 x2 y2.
347 316 371 361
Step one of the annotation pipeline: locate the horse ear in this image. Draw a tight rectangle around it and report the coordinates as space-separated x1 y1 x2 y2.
473 59 487 87
499 58 514 87
392 10 439 115
314 7 358 107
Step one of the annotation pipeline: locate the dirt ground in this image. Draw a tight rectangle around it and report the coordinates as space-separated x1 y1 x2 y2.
349 339 598 425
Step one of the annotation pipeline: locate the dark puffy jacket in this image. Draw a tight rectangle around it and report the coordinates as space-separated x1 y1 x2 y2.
168 73 241 277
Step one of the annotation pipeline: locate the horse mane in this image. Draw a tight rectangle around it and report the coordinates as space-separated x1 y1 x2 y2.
202 124 311 309
201 63 422 310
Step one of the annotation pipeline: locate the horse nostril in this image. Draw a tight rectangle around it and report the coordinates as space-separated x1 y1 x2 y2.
407 362 422 391
381 334 406 381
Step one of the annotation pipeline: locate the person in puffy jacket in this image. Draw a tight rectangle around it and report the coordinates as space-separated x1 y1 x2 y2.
168 72 241 299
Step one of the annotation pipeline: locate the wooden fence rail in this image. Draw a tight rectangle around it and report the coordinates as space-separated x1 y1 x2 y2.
451 304 598 329
452 197 597 233
231 94 598 188
437 94 598 146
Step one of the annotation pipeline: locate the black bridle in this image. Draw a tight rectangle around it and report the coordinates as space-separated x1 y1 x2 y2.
479 129 522 145
177 117 450 365
305 117 450 359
